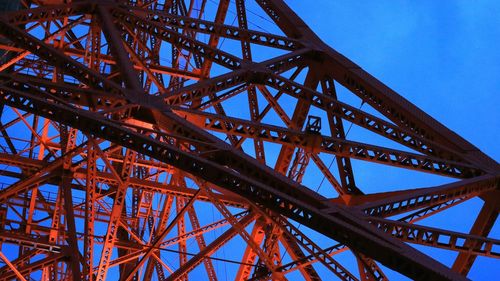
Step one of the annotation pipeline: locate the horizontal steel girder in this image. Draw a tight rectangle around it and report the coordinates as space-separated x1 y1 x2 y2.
0 67 470 281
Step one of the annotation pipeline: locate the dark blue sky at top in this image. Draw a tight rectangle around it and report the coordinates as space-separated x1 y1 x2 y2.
281 1 499 280
286 0 499 160
3 1 498 280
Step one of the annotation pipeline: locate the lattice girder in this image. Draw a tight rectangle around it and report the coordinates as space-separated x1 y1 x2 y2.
0 1 497 280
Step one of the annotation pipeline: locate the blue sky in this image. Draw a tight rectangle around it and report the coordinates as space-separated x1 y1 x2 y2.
1 1 497 280
286 0 500 160
281 1 500 279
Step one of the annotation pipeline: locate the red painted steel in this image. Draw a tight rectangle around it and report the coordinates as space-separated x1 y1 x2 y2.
0 1 497 280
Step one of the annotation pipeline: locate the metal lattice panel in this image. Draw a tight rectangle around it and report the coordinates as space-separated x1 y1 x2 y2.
0 1 497 280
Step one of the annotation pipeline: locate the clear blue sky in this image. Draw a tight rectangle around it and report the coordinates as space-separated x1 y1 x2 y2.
282 0 500 279
286 0 500 161
2 1 497 280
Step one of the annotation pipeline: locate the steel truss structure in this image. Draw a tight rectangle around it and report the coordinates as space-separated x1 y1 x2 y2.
0 0 497 280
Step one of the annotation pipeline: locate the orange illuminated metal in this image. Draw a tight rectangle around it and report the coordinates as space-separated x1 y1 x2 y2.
0 1 497 280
